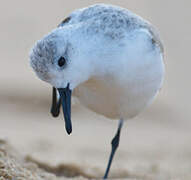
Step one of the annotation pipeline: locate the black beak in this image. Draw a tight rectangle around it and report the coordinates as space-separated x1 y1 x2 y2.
51 87 61 117
57 84 72 135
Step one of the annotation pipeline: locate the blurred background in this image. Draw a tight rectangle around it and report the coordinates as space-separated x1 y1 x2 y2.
0 0 191 179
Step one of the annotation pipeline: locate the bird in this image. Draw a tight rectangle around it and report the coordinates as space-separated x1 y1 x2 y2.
29 4 164 179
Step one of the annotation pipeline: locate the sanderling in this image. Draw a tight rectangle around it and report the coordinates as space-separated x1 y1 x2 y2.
29 4 164 179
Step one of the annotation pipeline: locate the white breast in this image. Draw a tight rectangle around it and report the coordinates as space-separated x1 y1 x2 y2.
73 29 165 120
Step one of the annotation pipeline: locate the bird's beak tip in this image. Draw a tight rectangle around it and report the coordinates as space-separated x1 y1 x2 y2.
67 128 72 135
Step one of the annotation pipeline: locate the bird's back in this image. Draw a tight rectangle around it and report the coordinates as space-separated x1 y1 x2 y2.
59 4 163 54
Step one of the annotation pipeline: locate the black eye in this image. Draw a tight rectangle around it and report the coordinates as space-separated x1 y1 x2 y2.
58 56 66 67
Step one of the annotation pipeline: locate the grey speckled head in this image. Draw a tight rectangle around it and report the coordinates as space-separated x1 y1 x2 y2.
30 33 59 82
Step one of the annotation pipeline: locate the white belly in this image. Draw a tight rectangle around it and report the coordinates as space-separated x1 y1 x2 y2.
74 55 164 120
73 30 165 120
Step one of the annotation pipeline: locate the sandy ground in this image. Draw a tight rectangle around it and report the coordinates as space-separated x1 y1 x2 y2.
0 0 191 179
0 139 90 180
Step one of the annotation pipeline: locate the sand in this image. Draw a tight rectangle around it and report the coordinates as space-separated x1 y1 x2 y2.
1 100 191 179
0 139 90 180
0 139 137 180
0 0 191 179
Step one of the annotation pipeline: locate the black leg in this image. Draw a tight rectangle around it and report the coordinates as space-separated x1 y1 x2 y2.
103 119 124 179
51 87 61 117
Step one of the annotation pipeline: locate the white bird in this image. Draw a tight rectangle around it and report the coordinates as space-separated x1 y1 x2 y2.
29 4 164 179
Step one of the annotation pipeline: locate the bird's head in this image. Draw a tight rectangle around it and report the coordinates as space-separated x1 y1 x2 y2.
29 28 94 134
30 28 93 89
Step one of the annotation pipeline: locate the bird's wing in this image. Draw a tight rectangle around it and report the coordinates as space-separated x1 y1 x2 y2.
57 4 164 55
146 25 164 55
57 16 71 27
